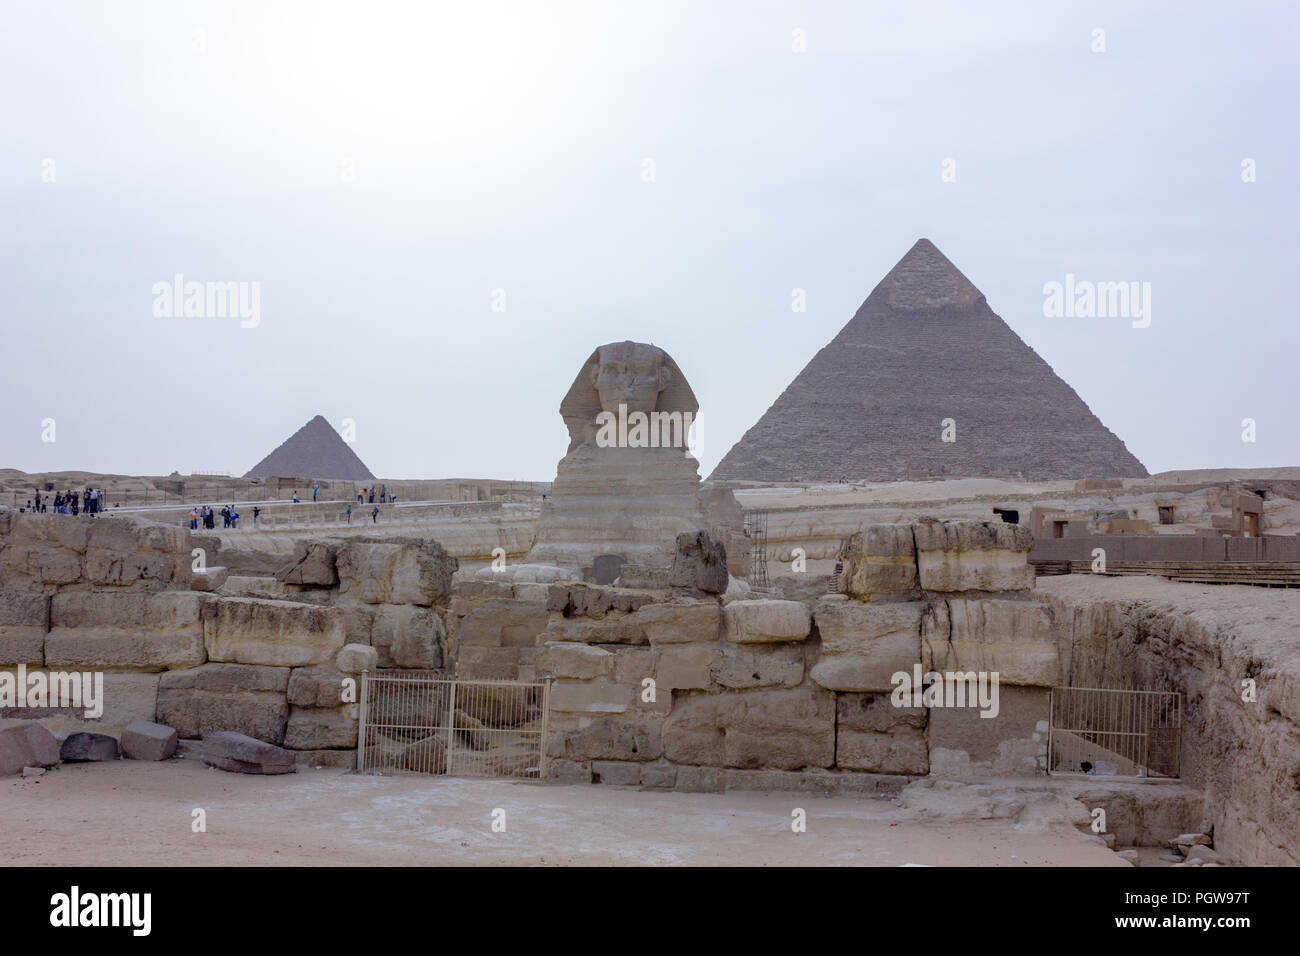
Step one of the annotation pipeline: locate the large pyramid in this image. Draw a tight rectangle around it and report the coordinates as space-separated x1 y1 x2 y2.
711 240 1147 482
243 415 376 480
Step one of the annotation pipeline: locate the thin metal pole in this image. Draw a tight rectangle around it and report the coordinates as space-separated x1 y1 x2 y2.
357 669 370 772
446 680 457 777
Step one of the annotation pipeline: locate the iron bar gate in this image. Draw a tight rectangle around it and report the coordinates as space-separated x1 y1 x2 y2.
357 671 550 780
1047 687 1182 778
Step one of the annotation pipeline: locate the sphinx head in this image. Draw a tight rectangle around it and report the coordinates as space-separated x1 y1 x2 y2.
559 341 698 451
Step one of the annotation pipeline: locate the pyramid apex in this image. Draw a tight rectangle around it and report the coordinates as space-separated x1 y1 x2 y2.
877 239 982 311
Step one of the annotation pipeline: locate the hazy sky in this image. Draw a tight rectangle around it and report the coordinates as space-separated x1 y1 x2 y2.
2 0 1296 481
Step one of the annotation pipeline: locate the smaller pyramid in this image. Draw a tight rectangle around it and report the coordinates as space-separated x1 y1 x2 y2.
243 415 376 480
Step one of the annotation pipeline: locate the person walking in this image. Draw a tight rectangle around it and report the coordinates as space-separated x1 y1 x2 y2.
253 506 260 527
230 507 239 529
189 507 198 530
83 489 91 514
371 505 379 523
346 504 352 524
312 485 318 502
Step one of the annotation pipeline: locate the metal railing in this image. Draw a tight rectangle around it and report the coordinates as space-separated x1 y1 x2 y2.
1047 686 1182 778
357 671 550 780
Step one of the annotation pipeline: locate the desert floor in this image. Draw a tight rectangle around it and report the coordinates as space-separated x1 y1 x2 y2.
1 759 1121 866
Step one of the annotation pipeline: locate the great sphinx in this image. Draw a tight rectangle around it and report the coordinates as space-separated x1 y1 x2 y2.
523 341 711 575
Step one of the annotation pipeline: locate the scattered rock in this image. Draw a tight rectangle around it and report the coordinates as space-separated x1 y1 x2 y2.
120 719 179 761
1186 845 1221 864
0 722 61 774
1116 849 1140 866
60 732 121 762
21 766 46 778
201 731 297 774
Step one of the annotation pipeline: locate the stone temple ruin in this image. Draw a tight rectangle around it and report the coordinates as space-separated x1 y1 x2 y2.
3 323 1299 868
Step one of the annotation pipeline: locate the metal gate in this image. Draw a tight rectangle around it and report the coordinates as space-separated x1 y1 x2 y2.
357 671 550 779
1047 687 1182 778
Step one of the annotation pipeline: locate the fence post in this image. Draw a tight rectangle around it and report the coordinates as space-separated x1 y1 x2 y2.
445 680 458 777
539 680 552 782
357 669 370 772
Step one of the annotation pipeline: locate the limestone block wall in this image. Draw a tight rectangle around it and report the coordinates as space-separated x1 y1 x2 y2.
537 519 1059 791
0 514 456 767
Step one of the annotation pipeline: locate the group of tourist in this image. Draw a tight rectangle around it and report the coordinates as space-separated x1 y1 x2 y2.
357 485 391 504
22 487 104 516
189 504 241 530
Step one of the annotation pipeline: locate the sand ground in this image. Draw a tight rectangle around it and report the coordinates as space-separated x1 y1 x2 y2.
0 759 1121 866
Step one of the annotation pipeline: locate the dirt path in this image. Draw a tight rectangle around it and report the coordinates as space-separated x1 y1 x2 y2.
1 760 1120 866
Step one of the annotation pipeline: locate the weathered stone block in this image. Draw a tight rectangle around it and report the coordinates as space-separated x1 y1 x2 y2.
723 599 811 644
120 719 178 761
546 758 592 784
922 599 1059 686
839 524 918 599
612 646 655 684
287 665 348 708
0 722 61 773
722 687 836 770
284 706 357 749
675 765 724 792
542 642 613 680
369 604 445 668
664 687 834 770
203 597 345 667
914 519 1033 592
336 537 457 606
454 598 547 649
60 732 120 762
635 600 720 644
275 541 339 587
336 642 378 675
550 679 636 714
712 643 804 688
0 591 48 667
835 693 928 774
639 762 677 789
157 663 291 743
670 531 728 594
45 591 205 671
539 613 646 646
810 600 923 692
591 759 642 786
655 644 714 690
561 716 664 761
201 730 297 774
